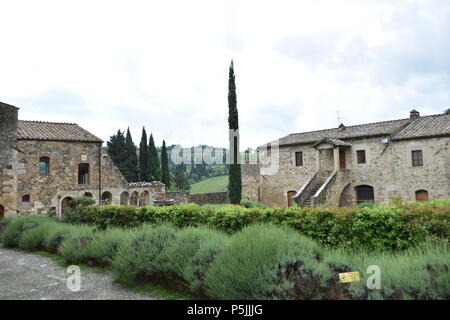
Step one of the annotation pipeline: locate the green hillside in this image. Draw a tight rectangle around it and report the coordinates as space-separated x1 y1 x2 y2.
190 175 228 194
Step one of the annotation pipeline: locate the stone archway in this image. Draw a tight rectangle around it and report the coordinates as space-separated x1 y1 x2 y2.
120 191 130 205
339 184 352 207
83 192 93 198
130 191 139 206
0 204 4 219
61 197 73 217
140 191 149 206
355 185 374 204
101 191 112 205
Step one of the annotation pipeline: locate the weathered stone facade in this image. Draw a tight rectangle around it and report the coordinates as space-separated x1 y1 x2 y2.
242 110 450 208
0 102 187 218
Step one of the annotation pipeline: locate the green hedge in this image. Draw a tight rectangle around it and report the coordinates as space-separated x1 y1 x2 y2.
75 199 449 250
1 216 448 300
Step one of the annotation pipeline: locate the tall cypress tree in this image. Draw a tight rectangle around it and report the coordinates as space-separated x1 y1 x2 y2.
139 127 149 181
161 140 171 188
148 134 161 181
227 60 242 204
124 128 139 182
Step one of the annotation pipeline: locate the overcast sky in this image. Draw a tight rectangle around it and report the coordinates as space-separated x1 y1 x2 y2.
1 0 449 150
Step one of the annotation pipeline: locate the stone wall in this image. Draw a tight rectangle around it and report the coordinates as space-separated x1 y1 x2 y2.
189 192 229 206
241 163 260 202
243 135 450 208
0 103 19 216
165 190 190 204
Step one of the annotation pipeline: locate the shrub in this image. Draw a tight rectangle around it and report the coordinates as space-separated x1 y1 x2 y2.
18 221 59 251
162 226 229 296
323 238 450 300
207 206 263 234
43 223 83 253
205 224 325 299
1 215 48 248
62 196 96 224
111 224 178 284
240 200 266 209
59 227 127 266
358 202 379 209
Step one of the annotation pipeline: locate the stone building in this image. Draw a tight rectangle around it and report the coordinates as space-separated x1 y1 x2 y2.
0 102 171 218
242 110 450 208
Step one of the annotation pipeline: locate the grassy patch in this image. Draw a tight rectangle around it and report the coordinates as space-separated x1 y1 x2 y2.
190 175 228 194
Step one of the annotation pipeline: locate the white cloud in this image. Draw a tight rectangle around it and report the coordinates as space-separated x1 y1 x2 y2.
0 0 448 150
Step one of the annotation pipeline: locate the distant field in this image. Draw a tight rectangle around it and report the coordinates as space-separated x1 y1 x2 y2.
190 175 228 194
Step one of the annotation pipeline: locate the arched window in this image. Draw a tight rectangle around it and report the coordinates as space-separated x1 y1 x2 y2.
101 191 112 205
83 192 93 198
287 190 297 207
355 185 374 203
415 190 429 201
0 205 5 219
39 157 49 173
78 163 90 185
22 195 30 203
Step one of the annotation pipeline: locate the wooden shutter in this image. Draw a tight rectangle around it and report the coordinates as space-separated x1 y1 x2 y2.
412 150 423 166
295 152 303 166
356 150 366 164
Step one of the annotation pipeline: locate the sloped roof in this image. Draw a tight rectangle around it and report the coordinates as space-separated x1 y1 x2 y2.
277 113 449 146
278 118 411 146
17 120 103 143
391 113 450 140
312 138 352 148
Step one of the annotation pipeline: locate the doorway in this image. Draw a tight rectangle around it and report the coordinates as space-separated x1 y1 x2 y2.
339 148 346 169
355 185 374 203
287 190 297 207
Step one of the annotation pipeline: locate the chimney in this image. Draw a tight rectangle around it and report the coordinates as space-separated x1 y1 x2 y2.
410 109 420 120
339 123 346 130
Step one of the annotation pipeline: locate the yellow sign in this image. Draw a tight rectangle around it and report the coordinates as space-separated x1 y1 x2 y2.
339 271 361 283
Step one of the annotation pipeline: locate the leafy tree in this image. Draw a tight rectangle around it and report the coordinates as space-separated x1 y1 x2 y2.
161 140 171 188
227 60 242 204
148 134 161 181
174 165 190 190
124 128 139 182
106 130 129 178
139 127 149 181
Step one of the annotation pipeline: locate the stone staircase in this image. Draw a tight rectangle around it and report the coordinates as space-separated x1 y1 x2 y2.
294 170 332 207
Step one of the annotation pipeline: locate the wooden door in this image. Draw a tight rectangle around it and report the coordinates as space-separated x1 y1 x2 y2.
287 191 296 207
339 148 346 169
415 190 429 201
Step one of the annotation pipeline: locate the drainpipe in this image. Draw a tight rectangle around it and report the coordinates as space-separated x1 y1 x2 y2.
98 144 102 205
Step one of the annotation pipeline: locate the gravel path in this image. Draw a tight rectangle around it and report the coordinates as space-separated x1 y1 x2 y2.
0 247 159 300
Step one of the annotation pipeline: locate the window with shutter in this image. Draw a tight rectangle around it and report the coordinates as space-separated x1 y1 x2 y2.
411 150 423 166
356 150 366 164
295 151 303 166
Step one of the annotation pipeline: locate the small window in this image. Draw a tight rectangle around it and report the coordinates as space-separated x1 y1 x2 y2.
267 145 272 157
412 150 423 166
295 151 303 166
39 157 49 173
415 190 429 201
78 163 90 185
356 150 366 164
22 195 30 203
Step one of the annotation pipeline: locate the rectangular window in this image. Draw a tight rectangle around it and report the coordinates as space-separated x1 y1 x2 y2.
356 150 366 164
78 163 90 185
295 151 303 166
267 145 271 157
412 150 423 166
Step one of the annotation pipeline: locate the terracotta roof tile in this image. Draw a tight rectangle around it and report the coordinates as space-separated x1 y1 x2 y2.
277 113 449 146
17 120 103 143
392 113 450 140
